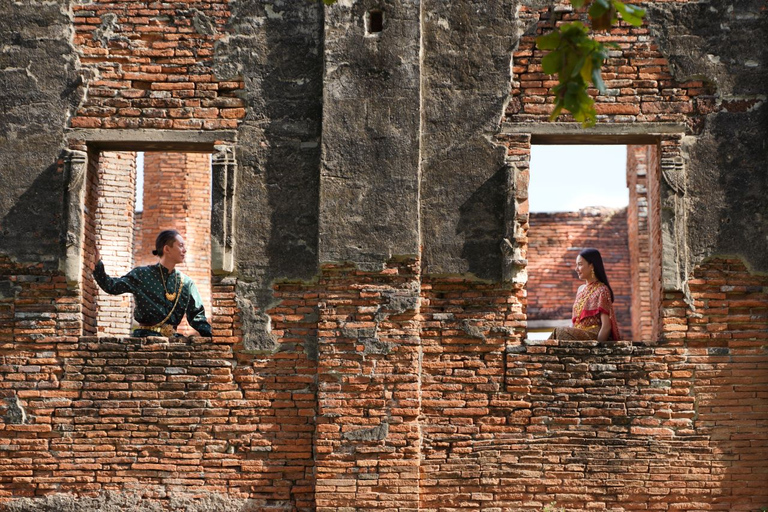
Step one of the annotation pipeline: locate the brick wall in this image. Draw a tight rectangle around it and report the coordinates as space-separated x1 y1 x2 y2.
627 145 655 340
70 0 245 130
508 6 714 125
94 152 137 336
527 208 632 338
1 258 767 509
81 149 101 335
315 260 423 511
418 334 768 511
2 1 766 510
661 258 768 345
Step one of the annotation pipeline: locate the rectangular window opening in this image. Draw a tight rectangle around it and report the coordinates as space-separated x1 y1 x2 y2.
83 149 213 337
526 143 657 342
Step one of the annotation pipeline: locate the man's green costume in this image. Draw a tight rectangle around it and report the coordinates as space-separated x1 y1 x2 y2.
93 261 212 337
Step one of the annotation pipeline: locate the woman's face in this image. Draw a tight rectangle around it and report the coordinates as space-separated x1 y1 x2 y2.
575 255 593 281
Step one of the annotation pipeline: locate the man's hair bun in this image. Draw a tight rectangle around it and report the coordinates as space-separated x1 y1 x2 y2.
152 249 159 256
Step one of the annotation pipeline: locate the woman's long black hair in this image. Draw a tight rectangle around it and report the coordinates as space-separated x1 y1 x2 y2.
579 247 614 302
152 229 180 257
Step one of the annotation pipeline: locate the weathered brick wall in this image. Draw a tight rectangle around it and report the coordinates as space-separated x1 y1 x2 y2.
94 152 136 336
315 260 423 511
1 0 766 510
0 332 316 509
527 208 632 338
508 5 714 125
627 145 655 341
661 258 768 344
70 0 245 130
81 149 101 336
418 316 768 510
0 259 80 345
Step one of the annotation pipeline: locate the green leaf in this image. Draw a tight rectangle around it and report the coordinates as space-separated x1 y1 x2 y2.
536 31 562 50
571 54 587 78
588 1 609 20
580 58 594 83
541 50 563 75
570 0 587 8
323 0 336 4
613 0 646 26
563 81 583 113
592 67 606 93
560 21 588 37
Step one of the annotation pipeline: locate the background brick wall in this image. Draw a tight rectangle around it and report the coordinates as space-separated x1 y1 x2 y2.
70 0 245 130
527 208 632 338
627 145 655 340
94 152 137 336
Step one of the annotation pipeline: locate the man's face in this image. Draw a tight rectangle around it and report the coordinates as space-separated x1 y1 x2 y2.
164 235 186 266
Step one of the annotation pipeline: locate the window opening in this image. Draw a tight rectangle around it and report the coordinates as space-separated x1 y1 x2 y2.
526 144 653 341
86 150 213 337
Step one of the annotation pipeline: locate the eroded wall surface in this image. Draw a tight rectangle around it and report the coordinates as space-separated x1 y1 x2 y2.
0 0 766 510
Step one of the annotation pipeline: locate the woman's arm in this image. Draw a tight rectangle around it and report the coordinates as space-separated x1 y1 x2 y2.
597 312 612 342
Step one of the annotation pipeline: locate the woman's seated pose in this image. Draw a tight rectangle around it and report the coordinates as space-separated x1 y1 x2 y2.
93 229 212 338
549 247 621 342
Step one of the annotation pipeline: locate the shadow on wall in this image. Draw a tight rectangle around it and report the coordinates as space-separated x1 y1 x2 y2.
0 160 66 267
214 0 322 282
262 4 322 279
457 166 506 281
711 108 768 272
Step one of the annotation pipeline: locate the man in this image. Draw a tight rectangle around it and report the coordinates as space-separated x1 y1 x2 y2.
93 229 212 337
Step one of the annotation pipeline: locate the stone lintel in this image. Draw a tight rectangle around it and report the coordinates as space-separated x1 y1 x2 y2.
66 129 238 152
502 122 687 144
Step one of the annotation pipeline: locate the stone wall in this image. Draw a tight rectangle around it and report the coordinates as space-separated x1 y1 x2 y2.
0 0 766 510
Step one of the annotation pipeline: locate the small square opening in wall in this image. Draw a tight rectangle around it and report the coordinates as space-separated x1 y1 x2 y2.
366 10 383 34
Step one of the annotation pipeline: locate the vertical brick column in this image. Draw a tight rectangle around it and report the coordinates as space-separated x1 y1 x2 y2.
94 152 136 335
315 260 422 511
318 1 423 508
135 152 212 333
627 145 655 340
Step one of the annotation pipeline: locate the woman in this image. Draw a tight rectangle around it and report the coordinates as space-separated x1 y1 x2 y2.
549 248 621 342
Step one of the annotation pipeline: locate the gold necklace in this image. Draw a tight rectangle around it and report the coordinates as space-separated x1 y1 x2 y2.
158 265 177 302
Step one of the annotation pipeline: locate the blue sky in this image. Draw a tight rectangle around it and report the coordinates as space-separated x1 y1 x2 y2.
529 145 629 212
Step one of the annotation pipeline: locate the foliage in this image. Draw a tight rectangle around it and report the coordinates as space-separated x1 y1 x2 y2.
542 503 565 512
536 0 645 126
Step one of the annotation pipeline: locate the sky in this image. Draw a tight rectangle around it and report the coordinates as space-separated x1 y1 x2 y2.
529 145 629 212
136 152 144 212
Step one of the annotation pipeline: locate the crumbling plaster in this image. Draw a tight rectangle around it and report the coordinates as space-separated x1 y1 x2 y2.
647 0 767 272
0 1 83 266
